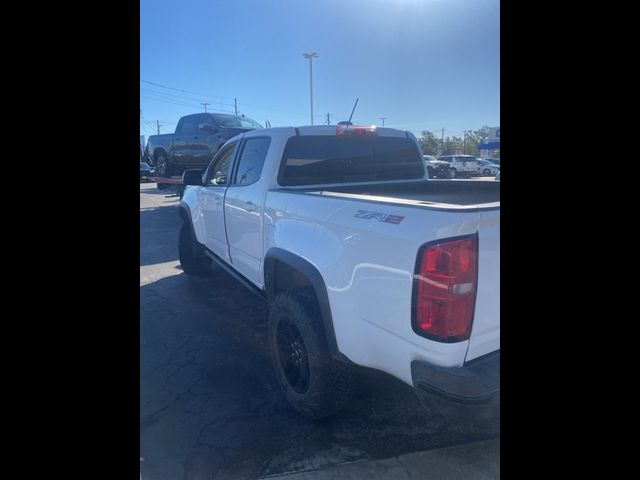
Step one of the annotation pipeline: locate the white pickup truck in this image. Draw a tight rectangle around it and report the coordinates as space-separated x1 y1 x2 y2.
178 124 500 421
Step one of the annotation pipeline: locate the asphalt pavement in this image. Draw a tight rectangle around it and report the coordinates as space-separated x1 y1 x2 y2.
139 182 499 480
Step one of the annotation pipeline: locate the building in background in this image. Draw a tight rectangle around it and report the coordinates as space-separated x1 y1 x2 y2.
480 127 500 158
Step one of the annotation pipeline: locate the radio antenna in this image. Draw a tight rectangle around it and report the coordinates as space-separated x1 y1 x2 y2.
348 98 359 124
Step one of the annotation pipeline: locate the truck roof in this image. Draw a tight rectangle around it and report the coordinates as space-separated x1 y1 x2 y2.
248 125 413 138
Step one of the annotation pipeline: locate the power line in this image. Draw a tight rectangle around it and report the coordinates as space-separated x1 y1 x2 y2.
140 87 236 108
141 80 234 102
140 94 198 108
141 80 309 119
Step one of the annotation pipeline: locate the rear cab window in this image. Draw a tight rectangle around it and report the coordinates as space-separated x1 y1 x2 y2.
279 135 424 187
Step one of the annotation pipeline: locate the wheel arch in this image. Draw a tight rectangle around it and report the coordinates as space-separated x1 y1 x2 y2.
264 247 349 363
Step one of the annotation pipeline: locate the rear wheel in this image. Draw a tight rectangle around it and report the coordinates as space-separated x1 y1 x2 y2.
155 151 172 178
483 169 491 176
269 292 356 420
178 221 211 276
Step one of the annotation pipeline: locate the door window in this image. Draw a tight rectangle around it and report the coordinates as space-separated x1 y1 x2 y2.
233 137 271 186
177 116 197 135
207 143 237 185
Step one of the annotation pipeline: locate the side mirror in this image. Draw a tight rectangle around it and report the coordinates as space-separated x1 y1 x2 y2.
182 169 203 186
198 123 215 133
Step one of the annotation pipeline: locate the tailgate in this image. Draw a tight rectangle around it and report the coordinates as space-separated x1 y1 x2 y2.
466 209 500 361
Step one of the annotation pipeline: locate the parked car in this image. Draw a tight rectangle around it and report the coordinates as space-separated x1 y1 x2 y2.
495 171 500 180
178 124 500 422
486 157 500 166
477 159 500 177
146 113 263 177
423 155 451 178
140 162 155 182
437 155 479 178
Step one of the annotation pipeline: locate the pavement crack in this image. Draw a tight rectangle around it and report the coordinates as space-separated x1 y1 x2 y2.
142 375 203 421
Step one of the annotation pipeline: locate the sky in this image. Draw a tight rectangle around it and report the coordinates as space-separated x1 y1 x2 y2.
140 0 499 142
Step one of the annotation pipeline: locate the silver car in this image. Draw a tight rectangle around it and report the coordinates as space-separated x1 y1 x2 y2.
476 159 500 177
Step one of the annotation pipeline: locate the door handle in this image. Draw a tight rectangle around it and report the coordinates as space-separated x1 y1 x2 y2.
244 201 257 212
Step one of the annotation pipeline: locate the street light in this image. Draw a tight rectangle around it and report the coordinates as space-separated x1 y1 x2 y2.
302 52 318 125
380 117 387 127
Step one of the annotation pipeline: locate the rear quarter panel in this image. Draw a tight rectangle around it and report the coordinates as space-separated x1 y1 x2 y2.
264 191 492 386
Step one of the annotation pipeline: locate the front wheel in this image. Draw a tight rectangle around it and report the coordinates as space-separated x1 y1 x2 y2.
178 222 211 276
450 168 457 178
483 169 491 176
268 292 356 420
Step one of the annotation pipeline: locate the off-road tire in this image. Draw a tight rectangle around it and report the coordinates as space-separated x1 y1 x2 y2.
268 292 356 420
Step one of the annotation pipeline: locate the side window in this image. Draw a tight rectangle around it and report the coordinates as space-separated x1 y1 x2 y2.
197 114 215 134
233 137 271 186
207 143 237 186
177 116 197 135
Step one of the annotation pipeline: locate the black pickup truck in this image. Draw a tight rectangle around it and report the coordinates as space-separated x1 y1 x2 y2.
146 113 262 177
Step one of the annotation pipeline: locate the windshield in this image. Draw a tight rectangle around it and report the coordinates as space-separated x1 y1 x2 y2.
212 114 263 129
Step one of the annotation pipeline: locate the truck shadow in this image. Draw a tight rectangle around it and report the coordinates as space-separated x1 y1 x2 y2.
140 266 499 479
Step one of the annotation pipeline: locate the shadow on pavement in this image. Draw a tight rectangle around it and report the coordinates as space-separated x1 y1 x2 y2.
140 266 498 480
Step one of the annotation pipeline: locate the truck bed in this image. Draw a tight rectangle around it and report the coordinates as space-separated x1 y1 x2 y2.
298 180 500 209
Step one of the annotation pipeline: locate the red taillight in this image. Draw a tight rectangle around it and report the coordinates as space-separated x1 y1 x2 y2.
413 236 478 342
336 124 378 136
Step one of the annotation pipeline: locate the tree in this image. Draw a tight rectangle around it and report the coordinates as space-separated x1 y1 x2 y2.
419 126 495 157
419 130 439 155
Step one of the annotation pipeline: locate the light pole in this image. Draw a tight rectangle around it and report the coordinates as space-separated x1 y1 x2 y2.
380 117 387 127
302 52 318 125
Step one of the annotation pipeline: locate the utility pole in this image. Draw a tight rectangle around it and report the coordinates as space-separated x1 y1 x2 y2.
380 117 387 127
463 130 467 154
302 52 318 125
326 113 330 125
234 98 238 116
201 102 210 112
157 120 162 135
441 128 445 152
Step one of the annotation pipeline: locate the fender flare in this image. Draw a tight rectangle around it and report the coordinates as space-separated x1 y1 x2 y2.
178 202 199 241
264 247 349 363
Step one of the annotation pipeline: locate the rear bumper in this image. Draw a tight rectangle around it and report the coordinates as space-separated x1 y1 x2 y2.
411 351 500 405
